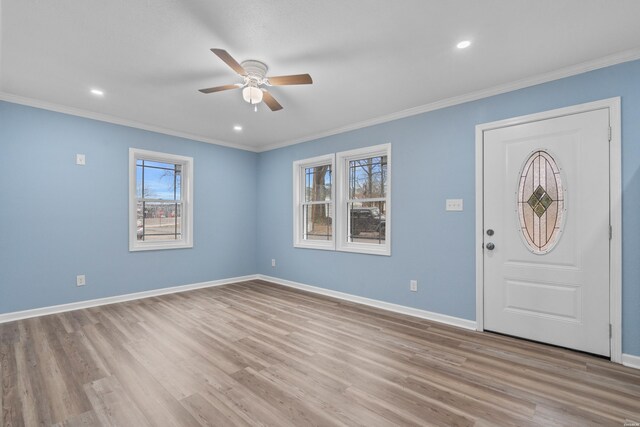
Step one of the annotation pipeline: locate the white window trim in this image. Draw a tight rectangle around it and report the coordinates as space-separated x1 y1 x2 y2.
293 154 335 250
336 143 391 256
129 148 193 252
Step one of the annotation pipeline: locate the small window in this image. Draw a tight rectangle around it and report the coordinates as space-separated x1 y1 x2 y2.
337 144 391 256
129 148 193 251
293 154 335 250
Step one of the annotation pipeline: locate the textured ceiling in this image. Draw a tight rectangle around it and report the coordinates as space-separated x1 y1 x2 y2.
2 0 640 151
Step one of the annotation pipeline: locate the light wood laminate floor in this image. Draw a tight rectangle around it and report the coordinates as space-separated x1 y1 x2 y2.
1 280 639 426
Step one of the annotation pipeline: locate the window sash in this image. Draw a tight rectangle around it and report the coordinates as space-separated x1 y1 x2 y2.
301 200 332 206
301 203 333 241
293 155 335 250
137 200 184 242
336 144 391 256
346 197 386 203
348 156 387 200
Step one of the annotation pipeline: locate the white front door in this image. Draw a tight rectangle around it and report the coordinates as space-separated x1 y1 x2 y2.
483 108 611 356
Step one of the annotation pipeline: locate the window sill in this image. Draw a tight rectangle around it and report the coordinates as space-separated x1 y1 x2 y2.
129 241 193 252
294 241 335 251
336 243 391 256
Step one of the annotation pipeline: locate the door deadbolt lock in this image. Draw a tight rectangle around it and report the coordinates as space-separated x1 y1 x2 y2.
486 229 494 236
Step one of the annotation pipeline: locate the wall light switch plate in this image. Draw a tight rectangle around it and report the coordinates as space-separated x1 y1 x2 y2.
76 154 86 165
446 199 463 211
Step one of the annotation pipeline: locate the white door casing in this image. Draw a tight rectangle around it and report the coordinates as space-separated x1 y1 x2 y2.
475 98 622 361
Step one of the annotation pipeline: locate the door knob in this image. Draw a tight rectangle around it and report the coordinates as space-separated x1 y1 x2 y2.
486 242 495 250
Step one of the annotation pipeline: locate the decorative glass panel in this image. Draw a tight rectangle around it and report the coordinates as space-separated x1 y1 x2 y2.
517 150 565 254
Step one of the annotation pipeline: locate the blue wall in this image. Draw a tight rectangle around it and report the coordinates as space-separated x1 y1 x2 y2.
0 102 258 313
256 59 640 357
1 59 639 357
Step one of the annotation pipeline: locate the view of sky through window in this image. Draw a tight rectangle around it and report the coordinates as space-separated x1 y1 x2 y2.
136 160 181 200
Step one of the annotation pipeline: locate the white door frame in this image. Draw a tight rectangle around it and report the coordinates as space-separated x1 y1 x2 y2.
475 97 622 363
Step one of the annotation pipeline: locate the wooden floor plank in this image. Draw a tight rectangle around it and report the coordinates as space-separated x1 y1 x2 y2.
1 279 639 426
1 341 24 427
83 376 152 427
179 393 251 427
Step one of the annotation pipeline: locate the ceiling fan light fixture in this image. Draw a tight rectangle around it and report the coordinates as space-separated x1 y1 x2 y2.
199 49 312 112
242 85 263 104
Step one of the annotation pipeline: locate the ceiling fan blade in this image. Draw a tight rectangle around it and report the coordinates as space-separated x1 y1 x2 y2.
198 84 241 94
211 48 247 76
268 74 313 86
262 90 283 111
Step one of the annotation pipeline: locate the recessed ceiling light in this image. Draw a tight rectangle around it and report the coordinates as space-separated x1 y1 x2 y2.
457 40 471 49
233 125 243 131
90 89 104 96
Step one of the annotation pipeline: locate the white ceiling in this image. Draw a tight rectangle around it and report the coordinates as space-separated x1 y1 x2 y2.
2 0 640 152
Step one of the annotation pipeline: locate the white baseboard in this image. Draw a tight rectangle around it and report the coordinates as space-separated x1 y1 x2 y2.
0 274 260 324
257 274 477 331
2 272 636 370
622 353 640 370
256 275 640 370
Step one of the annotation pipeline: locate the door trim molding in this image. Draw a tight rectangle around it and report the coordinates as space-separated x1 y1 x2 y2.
475 97 622 364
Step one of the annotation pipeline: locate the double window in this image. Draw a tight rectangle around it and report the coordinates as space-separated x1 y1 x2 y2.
129 148 193 251
293 144 391 255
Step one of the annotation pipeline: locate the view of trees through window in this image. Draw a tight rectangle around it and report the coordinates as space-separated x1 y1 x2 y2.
348 155 387 243
303 165 332 240
293 145 390 254
136 160 182 241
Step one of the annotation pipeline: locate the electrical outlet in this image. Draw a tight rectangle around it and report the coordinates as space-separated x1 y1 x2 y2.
446 198 463 211
410 280 418 292
271 259 276 268
76 275 86 287
76 154 86 166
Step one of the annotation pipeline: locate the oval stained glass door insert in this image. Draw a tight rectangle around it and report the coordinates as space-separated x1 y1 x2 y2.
517 150 565 254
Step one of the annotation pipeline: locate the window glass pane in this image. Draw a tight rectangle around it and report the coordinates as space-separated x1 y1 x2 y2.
349 156 387 199
175 166 182 200
136 165 143 198
137 201 182 241
517 150 564 254
347 201 386 243
302 203 333 241
143 160 175 169
137 161 180 201
304 165 331 202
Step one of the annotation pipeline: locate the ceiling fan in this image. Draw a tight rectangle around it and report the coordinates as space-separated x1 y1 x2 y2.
199 48 313 112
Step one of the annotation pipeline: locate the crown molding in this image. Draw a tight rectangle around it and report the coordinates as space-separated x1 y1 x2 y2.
256 47 640 152
3 48 640 154
0 92 258 152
